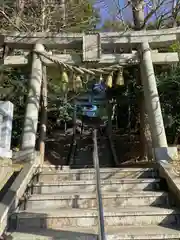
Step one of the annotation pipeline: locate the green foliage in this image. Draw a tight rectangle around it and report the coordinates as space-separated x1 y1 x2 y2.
65 0 100 32
54 100 74 122
0 1 100 146
2 2 180 147
0 67 29 146
156 63 180 143
169 41 180 52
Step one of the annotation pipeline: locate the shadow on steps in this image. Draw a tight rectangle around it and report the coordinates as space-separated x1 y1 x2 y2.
7 209 180 239
6 228 97 240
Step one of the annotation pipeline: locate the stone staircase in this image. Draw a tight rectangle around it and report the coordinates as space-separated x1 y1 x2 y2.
71 133 114 168
6 166 180 239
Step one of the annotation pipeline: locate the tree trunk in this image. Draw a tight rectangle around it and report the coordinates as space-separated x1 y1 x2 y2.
172 0 177 27
132 0 152 161
16 0 25 28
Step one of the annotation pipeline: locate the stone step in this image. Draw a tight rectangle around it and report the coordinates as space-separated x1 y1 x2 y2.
7 225 180 240
105 225 180 240
41 166 157 174
33 179 161 194
39 168 158 182
6 227 97 240
10 207 180 230
25 191 174 210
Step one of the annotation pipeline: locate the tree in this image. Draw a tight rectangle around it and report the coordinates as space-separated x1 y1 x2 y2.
155 41 180 144
0 0 100 148
97 0 180 159
0 0 100 32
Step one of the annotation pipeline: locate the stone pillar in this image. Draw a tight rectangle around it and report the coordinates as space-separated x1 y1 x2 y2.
0 101 14 158
21 44 44 150
0 114 3 147
140 41 168 148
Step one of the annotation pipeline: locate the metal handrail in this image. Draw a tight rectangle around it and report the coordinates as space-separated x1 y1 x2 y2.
92 129 106 240
67 132 77 166
67 102 77 166
107 131 119 166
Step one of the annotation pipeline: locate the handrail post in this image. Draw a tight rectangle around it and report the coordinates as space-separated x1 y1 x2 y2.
92 128 106 240
67 103 77 166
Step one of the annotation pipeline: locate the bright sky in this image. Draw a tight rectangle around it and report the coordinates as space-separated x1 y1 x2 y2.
95 0 132 23
95 0 172 24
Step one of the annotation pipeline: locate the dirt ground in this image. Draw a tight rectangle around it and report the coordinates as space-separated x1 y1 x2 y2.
44 129 151 167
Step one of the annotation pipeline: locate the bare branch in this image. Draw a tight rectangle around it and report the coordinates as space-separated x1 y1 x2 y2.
0 8 21 31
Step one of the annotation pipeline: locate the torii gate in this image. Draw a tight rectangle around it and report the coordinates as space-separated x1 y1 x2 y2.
1 27 180 162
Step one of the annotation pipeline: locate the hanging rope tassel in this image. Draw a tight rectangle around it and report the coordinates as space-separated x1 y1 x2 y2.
115 69 124 86
75 75 83 91
61 70 69 83
61 70 69 92
106 72 113 88
68 72 74 91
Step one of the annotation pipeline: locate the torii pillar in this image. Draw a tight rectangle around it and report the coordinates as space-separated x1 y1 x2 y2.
21 43 44 152
139 42 176 161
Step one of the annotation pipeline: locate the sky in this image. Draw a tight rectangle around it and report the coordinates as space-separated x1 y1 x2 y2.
95 0 132 23
95 0 173 24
